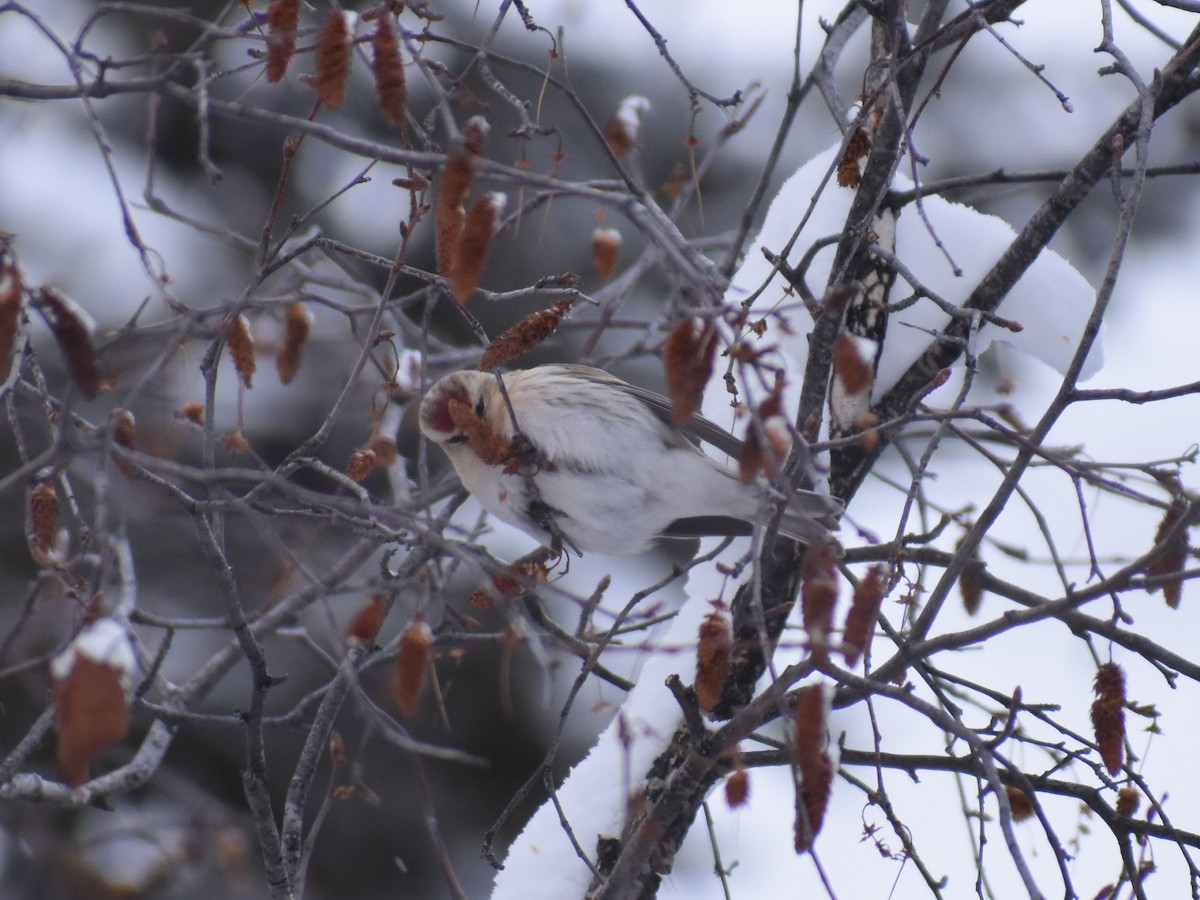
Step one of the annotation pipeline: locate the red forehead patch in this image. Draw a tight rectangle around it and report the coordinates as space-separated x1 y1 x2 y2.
423 382 472 434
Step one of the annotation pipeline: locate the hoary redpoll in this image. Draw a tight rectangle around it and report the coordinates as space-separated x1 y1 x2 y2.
419 364 840 556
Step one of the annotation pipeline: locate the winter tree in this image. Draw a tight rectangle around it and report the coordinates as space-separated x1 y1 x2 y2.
1 2 1198 898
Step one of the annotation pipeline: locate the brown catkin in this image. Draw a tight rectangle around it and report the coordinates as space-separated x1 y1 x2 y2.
371 13 407 126
801 543 838 663
313 10 352 108
435 155 475 276
347 594 387 646
345 449 376 483
365 434 398 468
38 287 99 399
266 0 301 83
832 333 873 394
1147 496 1189 609
478 300 570 371
109 408 137 479
392 619 433 718
606 116 634 159
449 193 503 303
663 317 717 425
738 381 785 484
591 228 621 281
462 116 490 157
836 128 871 188
958 534 985 616
180 401 205 426
604 98 648 161
694 611 733 710
1091 662 1126 776
842 564 885 668
724 768 750 809
276 302 311 385
53 654 131 788
1116 786 1140 818
29 481 59 557
792 685 832 853
469 573 511 609
226 314 256 388
469 559 549 609
1005 786 1035 822
0 250 21 385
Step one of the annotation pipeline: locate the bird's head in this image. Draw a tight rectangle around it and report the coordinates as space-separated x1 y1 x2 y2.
419 371 514 466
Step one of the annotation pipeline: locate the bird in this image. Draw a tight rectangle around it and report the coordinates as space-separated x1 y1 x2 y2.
418 364 841 556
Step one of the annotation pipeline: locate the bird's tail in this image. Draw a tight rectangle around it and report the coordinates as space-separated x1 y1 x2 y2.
777 489 842 547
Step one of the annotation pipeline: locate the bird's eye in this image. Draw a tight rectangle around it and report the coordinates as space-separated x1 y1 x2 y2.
447 434 468 445
474 395 486 418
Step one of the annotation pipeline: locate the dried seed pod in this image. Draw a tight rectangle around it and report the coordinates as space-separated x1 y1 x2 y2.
345 432 396 483
591 227 622 281
461 116 490 157
51 618 135 787
1146 496 1189 609
371 12 406 126
958 534 985 616
0 247 24 388
1116 786 1140 818
605 95 650 160
661 162 687 201
832 333 874 395
829 332 877 438
392 618 433 717
468 573 508 609
37 287 99 399
842 564 885 668
435 155 475 276
266 0 302 83
329 730 347 766
365 434 398 468
792 684 832 852
478 300 571 372
738 378 787 484
226 314 256 388
276 302 311 385
449 192 505 304
1091 662 1126 776
224 430 250 454
801 542 838 662
313 10 352 108
28 481 59 561
347 594 387 646
663 317 717 425
1005 786 1035 822
695 610 732 710
345 449 377 483
469 558 550 609
855 412 880 450
109 408 137 479
836 127 871 188
724 765 749 809
179 401 205 426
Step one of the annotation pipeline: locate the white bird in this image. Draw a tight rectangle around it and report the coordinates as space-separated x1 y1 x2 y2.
419 364 840 556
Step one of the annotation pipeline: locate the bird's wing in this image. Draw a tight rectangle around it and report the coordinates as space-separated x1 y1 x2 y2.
548 364 816 476
568 368 745 459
